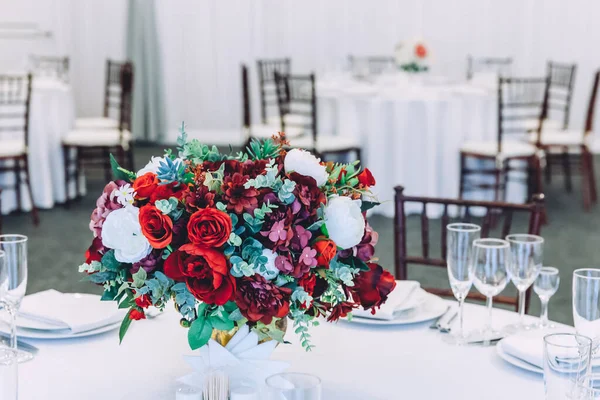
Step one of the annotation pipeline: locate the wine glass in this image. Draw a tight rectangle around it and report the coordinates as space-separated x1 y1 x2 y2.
534 267 560 329
0 235 32 363
573 268 600 351
265 372 322 400
472 238 510 345
444 223 481 345
505 234 544 332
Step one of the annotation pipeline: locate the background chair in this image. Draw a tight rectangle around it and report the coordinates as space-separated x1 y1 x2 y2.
545 61 577 130
347 55 396 75
459 76 549 204
394 186 545 312
62 62 134 203
0 73 39 226
530 70 598 210
256 58 291 125
466 56 513 80
29 55 69 82
274 71 361 161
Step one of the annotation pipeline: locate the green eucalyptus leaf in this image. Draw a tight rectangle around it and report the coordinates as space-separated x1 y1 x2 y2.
188 316 213 350
119 310 133 344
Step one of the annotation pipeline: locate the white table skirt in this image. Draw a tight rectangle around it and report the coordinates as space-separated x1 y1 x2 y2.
19 301 544 399
318 73 528 218
1 77 82 215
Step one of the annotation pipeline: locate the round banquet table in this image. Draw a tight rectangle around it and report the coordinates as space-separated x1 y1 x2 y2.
19 301 544 399
317 73 528 218
0 77 81 215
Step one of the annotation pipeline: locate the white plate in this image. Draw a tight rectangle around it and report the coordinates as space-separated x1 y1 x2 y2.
496 340 543 374
347 292 448 326
0 320 122 340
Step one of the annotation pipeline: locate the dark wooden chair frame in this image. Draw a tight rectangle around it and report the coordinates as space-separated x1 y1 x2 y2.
466 56 513 80
0 73 39 228
546 61 577 130
63 60 134 205
394 186 545 312
257 58 291 124
347 55 396 75
29 55 69 81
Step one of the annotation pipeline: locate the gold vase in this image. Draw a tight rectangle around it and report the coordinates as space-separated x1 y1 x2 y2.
211 318 288 347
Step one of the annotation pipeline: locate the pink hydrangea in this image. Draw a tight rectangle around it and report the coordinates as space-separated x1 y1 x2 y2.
89 180 126 238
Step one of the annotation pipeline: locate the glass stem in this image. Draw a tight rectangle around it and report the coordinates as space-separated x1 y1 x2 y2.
485 296 493 338
7 305 16 349
540 298 549 328
458 297 465 338
518 290 526 326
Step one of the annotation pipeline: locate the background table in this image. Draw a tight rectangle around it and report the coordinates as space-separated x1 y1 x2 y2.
317 72 528 217
20 301 544 399
0 77 81 215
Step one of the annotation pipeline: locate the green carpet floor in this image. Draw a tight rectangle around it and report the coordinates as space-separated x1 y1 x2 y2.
2 144 598 325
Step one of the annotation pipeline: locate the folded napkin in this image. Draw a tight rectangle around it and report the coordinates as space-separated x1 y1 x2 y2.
501 328 574 368
18 289 125 334
352 281 421 320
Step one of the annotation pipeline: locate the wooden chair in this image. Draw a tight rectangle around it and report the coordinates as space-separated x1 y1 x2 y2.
273 71 361 161
459 76 549 204
394 186 545 312
62 62 134 203
0 73 39 226
466 56 513 80
347 55 395 75
29 55 69 82
257 58 291 125
529 70 599 210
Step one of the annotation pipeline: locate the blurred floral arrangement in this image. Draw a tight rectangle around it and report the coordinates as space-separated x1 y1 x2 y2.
395 39 430 73
78 125 396 351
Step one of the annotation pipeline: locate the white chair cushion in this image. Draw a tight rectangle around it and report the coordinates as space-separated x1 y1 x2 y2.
521 118 562 131
288 135 360 153
528 128 589 147
461 140 537 158
0 140 26 157
249 123 304 139
62 129 132 147
74 117 119 130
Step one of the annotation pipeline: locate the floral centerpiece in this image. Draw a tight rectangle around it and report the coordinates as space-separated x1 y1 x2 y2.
395 39 430 73
79 126 396 351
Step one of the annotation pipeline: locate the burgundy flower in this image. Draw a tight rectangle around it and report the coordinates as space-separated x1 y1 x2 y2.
222 172 259 214
275 255 294 274
289 172 326 218
131 250 162 274
185 184 216 212
350 263 396 314
235 274 292 324
289 225 312 252
338 221 379 262
89 180 126 238
326 301 357 322
85 237 105 264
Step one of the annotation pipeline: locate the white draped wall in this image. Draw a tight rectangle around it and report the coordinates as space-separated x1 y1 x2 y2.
3 0 600 143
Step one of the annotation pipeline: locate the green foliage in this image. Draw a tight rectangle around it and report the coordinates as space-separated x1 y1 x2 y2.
290 306 318 351
155 197 182 219
244 159 279 189
171 282 197 320
101 250 121 272
119 309 133 344
230 256 255 278
110 154 136 182
246 138 281 160
142 271 174 306
188 315 213 350
277 179 296 205
157 156 187 185
132 268 147 288
360 200 380 213
204 163 225 192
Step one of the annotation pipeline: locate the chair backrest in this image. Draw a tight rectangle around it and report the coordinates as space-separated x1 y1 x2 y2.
103 60 134 132
241 64 251 129
29 55 69 82
583 70 600 137
348 55 395 75
467 56 513 80
393 185 545 311
0 73 32 148
546 61 577 129
274 71 317 141
256 58 291 124
499 76 550 152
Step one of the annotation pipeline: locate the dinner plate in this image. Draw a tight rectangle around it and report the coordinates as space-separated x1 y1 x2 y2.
347 292 447 326
496 340 543 374
0 320 122 340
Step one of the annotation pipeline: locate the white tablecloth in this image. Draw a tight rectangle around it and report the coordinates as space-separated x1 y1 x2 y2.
318 73 527 217
1 77 80 215
19 301 543 399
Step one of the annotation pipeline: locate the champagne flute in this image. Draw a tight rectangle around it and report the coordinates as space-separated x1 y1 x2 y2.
573 268 600 351
0 235 32 363
472 238 509 345
534 267 560 329
505 234 544 332
444 223 481 345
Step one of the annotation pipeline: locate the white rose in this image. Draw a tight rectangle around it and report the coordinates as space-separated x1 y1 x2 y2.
324 196 365 250
136 156 183 177
257 249 280 281
101 206 152 263
284 149 328 187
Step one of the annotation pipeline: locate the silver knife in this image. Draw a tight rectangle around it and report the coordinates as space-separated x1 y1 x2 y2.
0 333 39 354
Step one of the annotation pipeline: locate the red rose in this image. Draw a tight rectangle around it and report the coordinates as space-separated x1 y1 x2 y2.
150 182 189 203
313 238 337 268
163 244 235 305
187 208 232 248
415 43 427 59
134 295 152 309
85 237 104 264
129 309 146 320
139 205 173 249
357 168 376 187
298 273 316 296
133 172 159 199
350 263 396 313
235 275 292 324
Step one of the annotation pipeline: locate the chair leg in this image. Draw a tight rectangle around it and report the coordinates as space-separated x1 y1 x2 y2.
126 144 134 172
562 147 572 193
355 148 362 166
14 157 22 213
458 153 466 199
544 152 552 184
589 151 598 204
581 148 593 211
75 148 82 201
22 156 39 226
103 148 111 182
63 145 71 208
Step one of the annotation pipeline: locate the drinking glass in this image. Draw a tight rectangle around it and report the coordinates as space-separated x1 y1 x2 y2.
505 234 544 332
444 223 481 345
543 333 592 400
572 374 600 399
0 235 32 363
265 373 321 400
573 269 600 350
0 347 18 400
471 238 510 345
534 267 560 329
